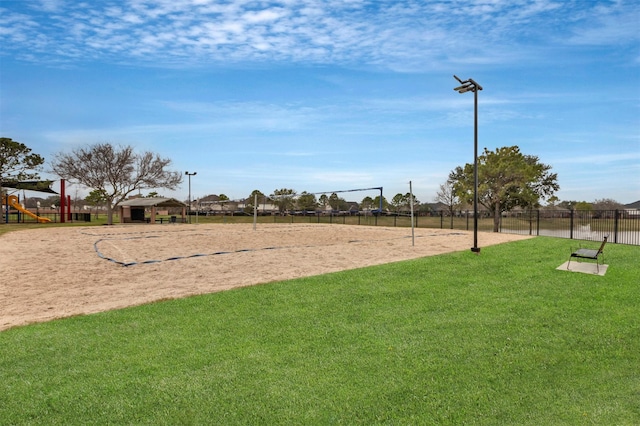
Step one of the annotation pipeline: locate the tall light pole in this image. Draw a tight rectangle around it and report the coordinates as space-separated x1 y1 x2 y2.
453 75 482 254
185 171 196 223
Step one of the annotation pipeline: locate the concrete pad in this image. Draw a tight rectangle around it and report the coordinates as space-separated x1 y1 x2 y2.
557 261 608 276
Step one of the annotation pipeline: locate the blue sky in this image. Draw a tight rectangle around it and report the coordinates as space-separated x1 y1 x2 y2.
1 0 639 205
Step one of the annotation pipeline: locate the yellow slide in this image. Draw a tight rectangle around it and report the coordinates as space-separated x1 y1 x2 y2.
2 194 52 223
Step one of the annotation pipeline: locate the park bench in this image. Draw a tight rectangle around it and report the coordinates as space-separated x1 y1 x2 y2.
567 234 608 273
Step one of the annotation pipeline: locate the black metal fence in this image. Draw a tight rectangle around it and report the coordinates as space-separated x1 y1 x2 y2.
436 209 640 246
270 209 640 246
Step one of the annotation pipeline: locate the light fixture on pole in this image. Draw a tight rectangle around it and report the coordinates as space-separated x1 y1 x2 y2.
453 75 482 254
185 171 196 223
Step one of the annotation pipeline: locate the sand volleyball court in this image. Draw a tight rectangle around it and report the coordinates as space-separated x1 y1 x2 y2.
1 224 530 330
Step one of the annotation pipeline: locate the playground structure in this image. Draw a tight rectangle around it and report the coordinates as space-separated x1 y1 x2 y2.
2 194 52 223
1 179 69 224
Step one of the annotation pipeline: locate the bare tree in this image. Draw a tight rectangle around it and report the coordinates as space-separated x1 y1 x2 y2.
592 198 624 210
434 180 459 228
51 143 182 224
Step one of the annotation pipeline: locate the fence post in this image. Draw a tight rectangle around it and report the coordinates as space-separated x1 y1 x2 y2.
569 208 574 240
614 209 619 244
536 210 540 236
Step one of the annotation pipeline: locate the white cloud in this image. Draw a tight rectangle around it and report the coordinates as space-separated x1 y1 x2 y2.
2 0 636 70
34 0 64 13
568 9 640 46
242 8 286 24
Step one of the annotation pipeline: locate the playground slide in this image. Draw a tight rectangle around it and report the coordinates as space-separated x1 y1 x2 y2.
2 195 52 223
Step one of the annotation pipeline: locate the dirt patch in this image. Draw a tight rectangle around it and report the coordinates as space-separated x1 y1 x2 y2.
0 223 531 330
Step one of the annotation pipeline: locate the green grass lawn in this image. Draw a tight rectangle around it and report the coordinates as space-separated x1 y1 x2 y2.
1 237 638 425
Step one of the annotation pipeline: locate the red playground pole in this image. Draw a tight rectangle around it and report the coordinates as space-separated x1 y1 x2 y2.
60 179 65 223
67 195 72 221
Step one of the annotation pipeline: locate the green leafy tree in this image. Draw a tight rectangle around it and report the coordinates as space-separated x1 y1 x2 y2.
51 143 182 225
217 194 230 213
372 195 389 213
558 200 592 211
573 201 592 211
405 192 419 210
244 189 267 214
270 188 296 214
326 193 349 211
337 198 350 211
0 137 45 196
390 193 419 213
246 190 266 205
391 193 405 213
297 192 318 211
85 189 108 218
360 196 374 211
328 193 340 210
318 194 329 211
449 146 559 232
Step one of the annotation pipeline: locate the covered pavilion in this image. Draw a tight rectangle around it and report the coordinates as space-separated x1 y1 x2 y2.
118 197 187 224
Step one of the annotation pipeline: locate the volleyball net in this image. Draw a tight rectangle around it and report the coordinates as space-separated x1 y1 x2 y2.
268 186 384 215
